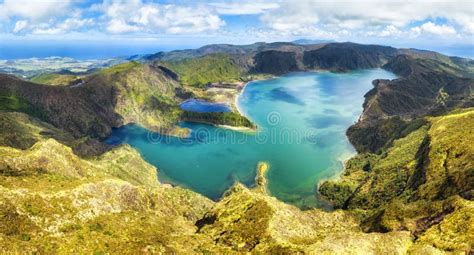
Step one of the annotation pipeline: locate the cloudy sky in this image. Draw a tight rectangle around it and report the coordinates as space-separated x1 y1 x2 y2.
0 0 473 55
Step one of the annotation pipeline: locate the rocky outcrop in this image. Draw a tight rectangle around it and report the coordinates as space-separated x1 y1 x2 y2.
0 136 215 253
196 182 412 253
0 138 413 253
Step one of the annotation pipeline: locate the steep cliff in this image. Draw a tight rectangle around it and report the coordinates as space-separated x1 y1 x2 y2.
303 43 398 71
347 55 474 153
320 108 474 253
250 50 300 74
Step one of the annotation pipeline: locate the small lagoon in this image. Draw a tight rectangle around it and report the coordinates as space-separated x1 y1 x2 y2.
107 69 396 208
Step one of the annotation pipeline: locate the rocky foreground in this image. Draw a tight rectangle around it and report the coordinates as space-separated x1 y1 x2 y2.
0 108 472 253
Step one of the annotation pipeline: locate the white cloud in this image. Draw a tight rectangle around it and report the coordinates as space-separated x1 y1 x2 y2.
2 0 472 43
451 15 474 34
13 20 28 33
379 25 402 37
1 0 90 35
416 22 457 36
0 0 72 21
210 2 279 15
96 1 225 34
107 19 140 34
32 18 94 35
259 0 472 39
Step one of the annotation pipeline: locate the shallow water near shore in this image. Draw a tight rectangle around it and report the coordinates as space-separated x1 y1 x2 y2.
180 99 231 112
106 69 396 208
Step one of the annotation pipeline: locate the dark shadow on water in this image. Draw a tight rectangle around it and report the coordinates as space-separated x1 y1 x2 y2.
307 130 344 149
268 87 306 106
306 114 350 129
323 108 340 115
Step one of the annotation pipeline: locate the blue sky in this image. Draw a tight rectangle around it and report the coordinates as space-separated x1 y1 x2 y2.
0 0 473 57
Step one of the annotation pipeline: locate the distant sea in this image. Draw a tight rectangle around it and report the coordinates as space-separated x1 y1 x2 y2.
419 44 474 59
0 41 472 60
0 41 191 60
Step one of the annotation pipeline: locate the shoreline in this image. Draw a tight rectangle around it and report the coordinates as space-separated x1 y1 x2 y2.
231 76 275 130
232 80 250 117
217 124 256 133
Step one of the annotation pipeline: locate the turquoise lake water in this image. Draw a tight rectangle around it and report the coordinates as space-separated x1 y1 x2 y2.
106 69 396 208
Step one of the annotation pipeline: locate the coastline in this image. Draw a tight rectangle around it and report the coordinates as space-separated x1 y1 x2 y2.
232 81 249 117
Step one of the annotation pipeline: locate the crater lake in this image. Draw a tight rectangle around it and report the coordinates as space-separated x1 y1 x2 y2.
106 69 396 208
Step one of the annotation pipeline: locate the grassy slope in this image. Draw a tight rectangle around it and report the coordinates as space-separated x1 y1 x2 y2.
0 132 412 253
0 137 215 253
163 53 242 87
30 73 77 86
0 111 74 150
0 93 47 120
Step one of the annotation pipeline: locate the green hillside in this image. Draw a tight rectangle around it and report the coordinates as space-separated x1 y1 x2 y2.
163 53 242 87
30 73 78 86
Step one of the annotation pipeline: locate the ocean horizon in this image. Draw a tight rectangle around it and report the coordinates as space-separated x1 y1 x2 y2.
1 41 472 60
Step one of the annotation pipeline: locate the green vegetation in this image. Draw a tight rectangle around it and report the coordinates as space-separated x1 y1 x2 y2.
324 109 474 209
0 111 72 150
88 61 184 132
163 54 242 87
0 94 46 120
0 137 216 253
181 111 255 128
30 73 77 86
0 94 32 112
